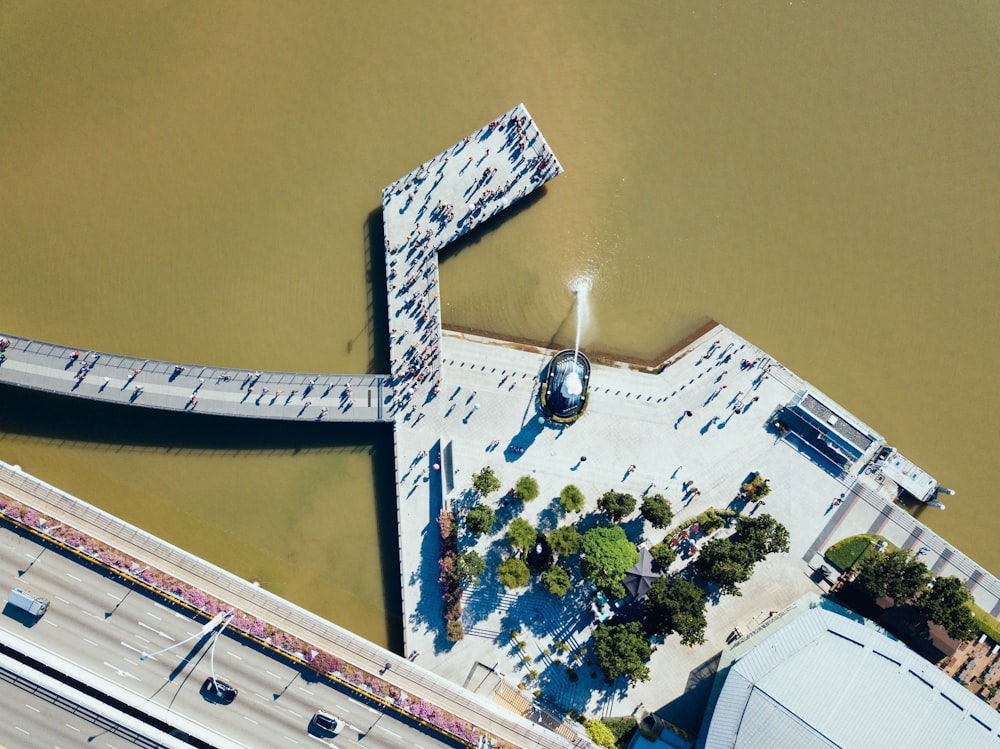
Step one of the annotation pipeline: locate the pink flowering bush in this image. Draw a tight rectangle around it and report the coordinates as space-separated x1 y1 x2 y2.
0 495 490 747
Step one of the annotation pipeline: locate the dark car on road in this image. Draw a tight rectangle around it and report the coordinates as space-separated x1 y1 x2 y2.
201 676 238 704
311 711 340 735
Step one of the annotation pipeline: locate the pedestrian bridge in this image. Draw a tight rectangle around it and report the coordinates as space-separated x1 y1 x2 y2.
0 333 389 422
0 103 563 426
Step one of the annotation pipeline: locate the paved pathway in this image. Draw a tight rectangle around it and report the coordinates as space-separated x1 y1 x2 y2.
0 334 387 422
393 323 1000 733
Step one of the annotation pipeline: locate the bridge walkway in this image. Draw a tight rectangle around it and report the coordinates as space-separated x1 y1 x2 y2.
0 334 389 423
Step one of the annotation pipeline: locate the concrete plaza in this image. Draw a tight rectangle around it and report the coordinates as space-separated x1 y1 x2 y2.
396 322 1000 734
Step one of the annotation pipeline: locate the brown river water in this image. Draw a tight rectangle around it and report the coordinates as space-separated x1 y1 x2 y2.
1 3 998 648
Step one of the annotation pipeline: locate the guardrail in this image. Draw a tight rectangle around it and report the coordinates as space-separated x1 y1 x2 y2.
0 462 585 749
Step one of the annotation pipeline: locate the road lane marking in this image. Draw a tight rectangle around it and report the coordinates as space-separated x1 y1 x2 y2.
16 726 30 735
65 572 82 581
228 652 243 660
146 611 162 621
43 618 58 627
137 621 174 640
377 727 401 740
66 723 81 731
297 686 315 696
55 595 71 604
265 669 283 679
282 736 300 744
134 634 151 644
83 638 99 647
242 716 259 725
103 661 140 681
24 703 41 712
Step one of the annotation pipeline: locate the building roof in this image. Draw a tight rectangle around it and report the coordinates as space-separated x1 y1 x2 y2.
791 391 879 455
702 602 1000 749
879 449 939 502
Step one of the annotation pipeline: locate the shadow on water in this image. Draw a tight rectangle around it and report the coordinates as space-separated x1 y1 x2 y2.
436 187 547 264
0 383 405 655
364 208 391 376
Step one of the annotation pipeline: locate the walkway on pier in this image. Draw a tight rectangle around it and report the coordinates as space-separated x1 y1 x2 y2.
0 334 388 422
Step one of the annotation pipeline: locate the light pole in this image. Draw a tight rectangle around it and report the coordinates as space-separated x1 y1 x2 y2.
139 610 231 661
207 610 233 687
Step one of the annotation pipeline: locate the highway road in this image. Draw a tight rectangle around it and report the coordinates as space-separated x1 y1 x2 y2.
0 526 458 749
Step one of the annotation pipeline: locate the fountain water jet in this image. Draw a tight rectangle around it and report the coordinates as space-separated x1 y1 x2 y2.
569 275 592 365
539 277 593 423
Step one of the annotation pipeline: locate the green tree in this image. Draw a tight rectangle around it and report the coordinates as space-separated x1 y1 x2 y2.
581 526 639 598
735 514 790 559
643 577 707 646
591 621 652 685
585 720 616 749
597 490 637 522
514 475 540 502
472 466 501 497
455 550 486 586
694 537 755 596
639 494 674 528
507 517 537 552
649 539 677 570
465 503 496 536
549 525 581 557
917 576 977 641
497 557 531 589
541 565 572 597
741 474 771 501
858 548 930 604
559 484 585 513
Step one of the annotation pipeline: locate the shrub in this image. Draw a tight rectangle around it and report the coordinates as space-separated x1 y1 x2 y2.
455 550 486 586
498 557 531 589
597 490 636 522
559 484 585 513
586 719 617 748
507 518 537 551
446 620 464 642
639 494 673 528
649 540 677 570
472 466 501 497
465 504 496 536
541 565 572 596
514 475 540 502
549 525 581 556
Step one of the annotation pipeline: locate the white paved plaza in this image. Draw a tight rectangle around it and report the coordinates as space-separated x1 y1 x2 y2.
394 322 1000 734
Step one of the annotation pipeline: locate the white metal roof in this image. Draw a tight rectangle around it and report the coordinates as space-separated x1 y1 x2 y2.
703 607 999 749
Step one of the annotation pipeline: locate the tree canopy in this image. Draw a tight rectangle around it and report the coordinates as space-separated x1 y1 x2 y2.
581 526 639 597
454 550 486 586
513 475 540 502
497 557 531 589
549 525 581 557
559 484 585 513
585 720 616 749
465 504 496 536
640 494 673 528
643 577 707 646
507 517 537 552
917 576 977 641
649 540 677 570
591 621 652 685
734 513 790 559
857 548 930 604
694 537 756 596
471 466 502 497
541 565 573 597
597 490 637 522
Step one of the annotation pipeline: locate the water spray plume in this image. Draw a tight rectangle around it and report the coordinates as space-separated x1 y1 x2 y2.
569 276 591 365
